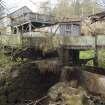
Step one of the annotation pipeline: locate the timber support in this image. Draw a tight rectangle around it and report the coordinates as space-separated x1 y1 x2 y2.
60 46 80 66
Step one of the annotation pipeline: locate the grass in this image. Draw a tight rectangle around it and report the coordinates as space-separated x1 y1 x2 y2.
80 50 105 68
80 50 94 59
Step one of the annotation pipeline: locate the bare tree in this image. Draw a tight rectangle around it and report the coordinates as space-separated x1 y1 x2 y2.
39 1 51 15
72 0 81 17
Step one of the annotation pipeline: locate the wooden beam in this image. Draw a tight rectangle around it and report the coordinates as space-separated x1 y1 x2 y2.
94 35 98 67
29 22 32 36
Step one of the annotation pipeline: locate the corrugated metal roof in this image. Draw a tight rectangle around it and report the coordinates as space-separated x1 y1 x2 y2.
8 6 32 18
89 11 105 23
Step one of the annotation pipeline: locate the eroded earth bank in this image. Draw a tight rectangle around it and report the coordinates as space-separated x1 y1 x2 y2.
0 56 105 105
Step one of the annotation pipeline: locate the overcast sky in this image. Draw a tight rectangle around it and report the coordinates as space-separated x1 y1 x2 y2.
3 0 56 13
2 0 105 13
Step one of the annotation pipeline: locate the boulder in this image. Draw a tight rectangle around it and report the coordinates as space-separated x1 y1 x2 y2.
48 82 89 105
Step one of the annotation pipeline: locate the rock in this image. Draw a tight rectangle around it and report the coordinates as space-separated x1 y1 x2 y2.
48 82 88 105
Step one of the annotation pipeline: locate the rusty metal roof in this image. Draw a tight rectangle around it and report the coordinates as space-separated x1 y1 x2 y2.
89 11 105 23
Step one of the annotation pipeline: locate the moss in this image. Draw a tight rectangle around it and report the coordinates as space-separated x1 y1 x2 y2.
80 50 94 59
80 50 105 68
48 82 87 105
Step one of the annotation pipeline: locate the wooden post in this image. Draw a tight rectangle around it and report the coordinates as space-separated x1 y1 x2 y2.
58 46 63 64
58 46 69 66
22 25 24 33
2 45 4 58
73 50 80 65
11 46 14 61
29 22 32 46
29 22 32 36
94 34 98 67
61 48 80 66
20 25 24 47
16 27 19 34
64 48 70 66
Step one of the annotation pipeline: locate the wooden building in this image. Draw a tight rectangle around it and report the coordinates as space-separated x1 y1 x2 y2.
7 6 55 35
52 21 81 36
0 8 105 66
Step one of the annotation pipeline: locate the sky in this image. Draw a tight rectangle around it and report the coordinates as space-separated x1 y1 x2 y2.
3 0 56 13
2 0 105 13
